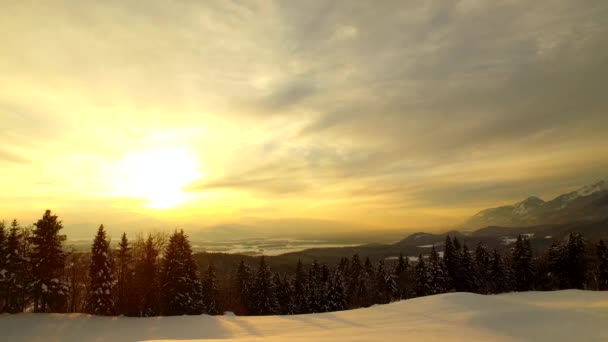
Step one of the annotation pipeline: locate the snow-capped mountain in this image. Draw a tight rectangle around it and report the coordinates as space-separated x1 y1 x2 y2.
463 179 608 229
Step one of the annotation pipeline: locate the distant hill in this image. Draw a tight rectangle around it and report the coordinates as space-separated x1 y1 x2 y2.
462 179 608 229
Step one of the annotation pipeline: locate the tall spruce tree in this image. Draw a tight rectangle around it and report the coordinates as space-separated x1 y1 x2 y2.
596 240 608 290
414 255 432 296
135 235 160 316
326 269 348 311
29 210 68 312
203 264 220 315
489 249 513 293
512 235 535 291
0 221 7 312
565 232 586 289
293 259 309 313
428 246 447 294
251 256 279 315
460 245 481 293
274 273 294 314
4 220 26 313
115 233 135 315
235 260 253 314
160 230 203 316
475 243 492 294
86 224 114 315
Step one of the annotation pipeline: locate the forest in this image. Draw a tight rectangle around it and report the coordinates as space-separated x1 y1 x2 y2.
1 209 608 316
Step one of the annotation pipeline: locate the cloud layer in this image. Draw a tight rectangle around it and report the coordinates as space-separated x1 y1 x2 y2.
1 0 607 232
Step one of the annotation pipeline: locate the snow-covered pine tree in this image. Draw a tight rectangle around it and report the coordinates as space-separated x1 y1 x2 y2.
251 256 279 315
347 253 368 308
308 260 323 312
475 243 492 294
512 234 535 291
460 244 481 293
235 260 253 314
443 235 461 291
160 230 203 316
293 259 309 313
115 232 135 315
29 210 68 312
0 221 7 312
135 235 160 316
273 272 294 314
326 269 348 311
596 240 608 290
428 246 447 295
414 254 432 297
4 220 26 313
489 249 513 294
85 224 114 315
374 259 389 304
548 241 567 289
394 253 410 299
203 264 220 315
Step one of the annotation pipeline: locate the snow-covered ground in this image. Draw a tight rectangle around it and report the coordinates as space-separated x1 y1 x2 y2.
2 290 607 341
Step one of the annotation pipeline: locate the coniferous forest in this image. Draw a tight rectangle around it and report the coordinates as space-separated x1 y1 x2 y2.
1 209 608 316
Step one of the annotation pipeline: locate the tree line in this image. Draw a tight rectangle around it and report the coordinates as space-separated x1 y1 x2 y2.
1 210 608 316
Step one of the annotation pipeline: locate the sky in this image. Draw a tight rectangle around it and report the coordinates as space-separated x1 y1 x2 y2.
1 0 607 237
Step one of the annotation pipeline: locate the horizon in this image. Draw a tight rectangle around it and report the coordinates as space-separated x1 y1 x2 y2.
2 1 608 237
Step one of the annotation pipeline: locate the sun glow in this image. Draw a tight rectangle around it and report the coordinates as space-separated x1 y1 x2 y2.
110 148 203 209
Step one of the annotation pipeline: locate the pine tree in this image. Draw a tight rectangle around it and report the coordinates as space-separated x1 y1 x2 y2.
135 235 160 316
293 259 309 313
374 259 390 304
326 269 348 311
428 246 447 294
475 243 492 294
251 256 279 315
160 230 203 316
274 273 294 314
565 232 586 289
86 224 114 315
347 253 368 308
4 220 26 313
488 249 513 294
115 233 134 315
548 241 567 289
596 240 608 290
414 255 432 296
444 236 461 291
394 253 410 299
235 260 253 314
0 221 7 312
512 235 535 291
460 245 481 293
308 260 323 312
29 210 68 312
202 264 220 315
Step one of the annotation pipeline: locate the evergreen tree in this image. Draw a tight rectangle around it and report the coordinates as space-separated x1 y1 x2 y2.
0 221 7 312
326 269 348 311
512 235 535 291
4 220 26 313
488 249 513 293
548 241 567 289
347 253 368 308
85 225 114 315
374 259 390 304
202 264 220 315
251 256 279 315
115 233 134 315
565 232 586 289
394 254 411 299
475 243 492 294
293 259 309 313
460 245 481 293
160 230 203 316
414 255 432 296
308 260 323 312
596 240 608 290
135 235 160 316
428 246 447 294
274 273 294 314
235 260 253 314
29 210 68 312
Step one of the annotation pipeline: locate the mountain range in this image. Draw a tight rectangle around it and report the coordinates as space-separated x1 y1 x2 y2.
462 179 608 229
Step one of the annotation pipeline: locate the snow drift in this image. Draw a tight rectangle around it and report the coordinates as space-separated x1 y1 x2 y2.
1 290 607 341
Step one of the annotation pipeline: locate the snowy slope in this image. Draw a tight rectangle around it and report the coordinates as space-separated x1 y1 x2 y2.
2 290 608 341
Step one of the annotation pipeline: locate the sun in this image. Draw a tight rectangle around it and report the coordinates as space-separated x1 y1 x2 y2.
111 148 202 209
